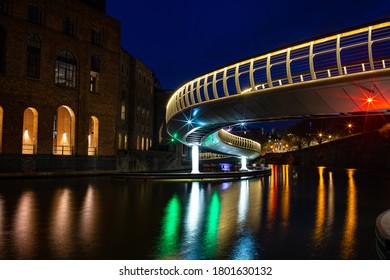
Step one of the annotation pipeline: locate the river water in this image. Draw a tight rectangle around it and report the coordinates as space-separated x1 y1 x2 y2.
0 165 389 259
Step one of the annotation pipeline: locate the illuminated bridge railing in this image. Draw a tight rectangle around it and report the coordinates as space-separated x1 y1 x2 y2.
166 21 390 122
200 152 231 160
218 129 261 154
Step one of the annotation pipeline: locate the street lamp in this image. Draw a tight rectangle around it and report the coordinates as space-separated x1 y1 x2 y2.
347 123 353 134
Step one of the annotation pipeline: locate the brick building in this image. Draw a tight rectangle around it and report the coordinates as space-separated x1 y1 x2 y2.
0 0 120 167
118 49 154 153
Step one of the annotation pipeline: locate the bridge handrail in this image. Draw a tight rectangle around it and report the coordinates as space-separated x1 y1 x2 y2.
166 21 390 123
218 129 261 153
200 152 231 160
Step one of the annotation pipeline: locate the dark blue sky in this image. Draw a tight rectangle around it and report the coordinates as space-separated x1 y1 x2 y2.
106 0 390 90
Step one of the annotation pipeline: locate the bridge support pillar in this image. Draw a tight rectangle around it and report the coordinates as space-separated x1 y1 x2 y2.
191 145 200 173
239 156 248 171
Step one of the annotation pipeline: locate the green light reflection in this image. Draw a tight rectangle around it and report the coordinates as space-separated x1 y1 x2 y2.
203 191 221 259
156 194 181 259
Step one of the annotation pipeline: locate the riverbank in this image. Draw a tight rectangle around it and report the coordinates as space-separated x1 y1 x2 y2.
265 130 390 169
112 168 271 181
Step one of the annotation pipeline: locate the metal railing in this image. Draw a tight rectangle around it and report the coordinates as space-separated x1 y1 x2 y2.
53 145 74 155
218 129 261 153
22 144 36 155
166 21 390 123
88 147 98 156
200 152 231 160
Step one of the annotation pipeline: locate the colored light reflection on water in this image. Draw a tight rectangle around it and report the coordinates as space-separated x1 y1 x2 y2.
156 194 181 259
203 191 221 259
0 165 388 259
341 169 357 259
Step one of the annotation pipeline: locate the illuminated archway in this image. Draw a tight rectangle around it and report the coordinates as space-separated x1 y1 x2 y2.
88 116 99 155
22 107 38 154
0 106 3 153
53 105 75 155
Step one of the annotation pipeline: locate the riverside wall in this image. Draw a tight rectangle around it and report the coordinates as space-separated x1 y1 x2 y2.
265 131 390 169
0 151 188 175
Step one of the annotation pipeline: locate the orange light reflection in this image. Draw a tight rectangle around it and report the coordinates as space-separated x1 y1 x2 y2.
51 188 72 258
340 169 357 259
281 165 290 232
14 191 36 258
267 165 278 231
312 167 326 247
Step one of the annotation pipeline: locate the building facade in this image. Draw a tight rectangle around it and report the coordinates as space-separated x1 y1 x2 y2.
0 0 120 160
119 49 154 153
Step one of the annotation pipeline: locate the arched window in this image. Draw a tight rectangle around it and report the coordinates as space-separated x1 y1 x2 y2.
55 50 77 88
26 34 41 79
53 106 75 155
0 106 3 153
22 107 38 154
88 116 99 156
0 26 6 73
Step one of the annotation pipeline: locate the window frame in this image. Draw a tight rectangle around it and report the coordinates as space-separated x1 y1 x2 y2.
63 16 75 36
27 4 42 24
90 71 99 93
26 33 41 79
55 50 77 88
91 28 101 46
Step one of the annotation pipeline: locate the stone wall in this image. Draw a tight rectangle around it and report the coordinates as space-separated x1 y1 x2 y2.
0 154 116 173
265 131 390 169
117 151 189 172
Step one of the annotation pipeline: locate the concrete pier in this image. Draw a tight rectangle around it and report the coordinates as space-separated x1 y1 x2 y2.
375 209 390 259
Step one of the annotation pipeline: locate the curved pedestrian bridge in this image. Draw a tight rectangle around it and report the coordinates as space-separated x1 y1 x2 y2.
166 20 390 172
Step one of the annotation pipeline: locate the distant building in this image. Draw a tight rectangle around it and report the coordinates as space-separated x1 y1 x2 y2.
119 49 154 153
153 86 173 149
0 0 120 160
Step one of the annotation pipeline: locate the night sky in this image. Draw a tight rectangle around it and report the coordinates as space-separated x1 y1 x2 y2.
106 0 390 91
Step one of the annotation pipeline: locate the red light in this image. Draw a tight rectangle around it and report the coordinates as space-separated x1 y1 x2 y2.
367 97 373 103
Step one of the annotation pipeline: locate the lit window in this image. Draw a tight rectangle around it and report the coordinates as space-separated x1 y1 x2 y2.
27 4 41 24
118 133 122 150
90 72 99 92
124 135 128 150
55 50 77 88
90 55 100 93
120 103 125 120
26 34 41 79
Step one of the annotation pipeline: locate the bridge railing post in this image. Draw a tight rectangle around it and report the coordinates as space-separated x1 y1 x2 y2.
235 64 242 94
368 26 374 71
